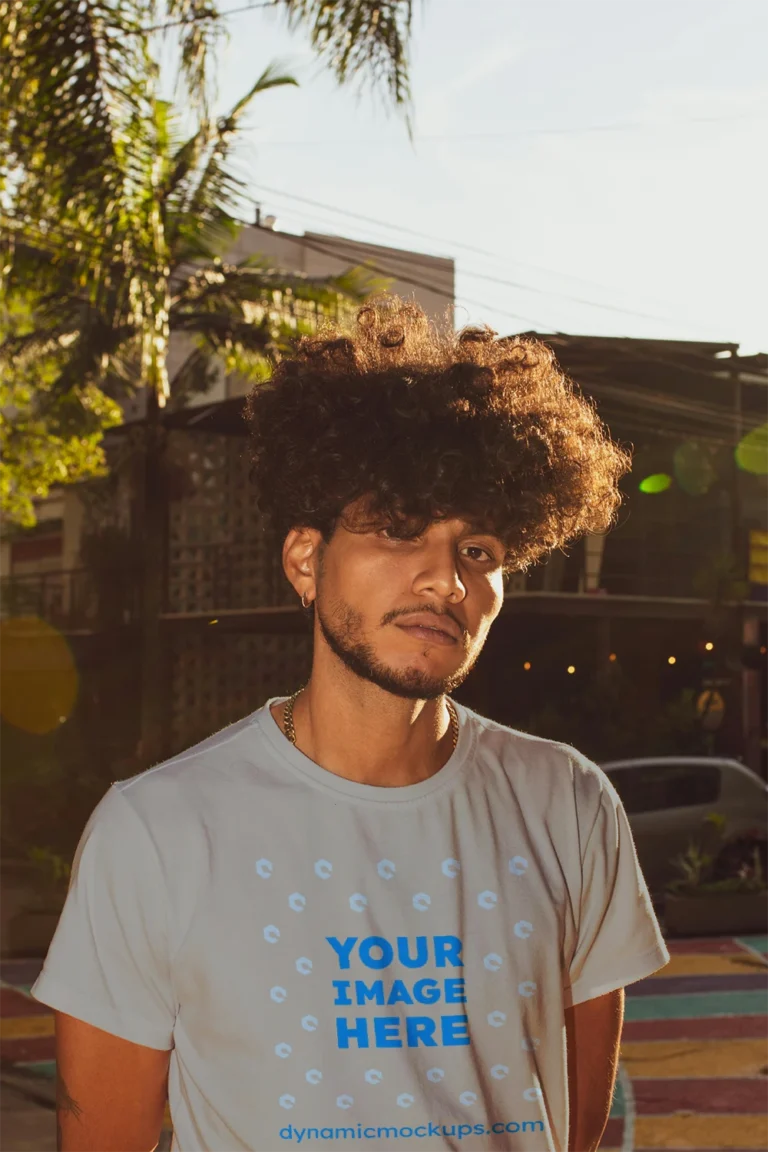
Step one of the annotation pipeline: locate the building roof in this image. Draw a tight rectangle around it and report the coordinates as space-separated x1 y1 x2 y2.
110 333 766 446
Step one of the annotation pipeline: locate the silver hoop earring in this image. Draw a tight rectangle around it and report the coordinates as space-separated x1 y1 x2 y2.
301 592 312 609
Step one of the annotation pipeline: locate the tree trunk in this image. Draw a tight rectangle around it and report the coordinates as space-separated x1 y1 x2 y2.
133 390 170 768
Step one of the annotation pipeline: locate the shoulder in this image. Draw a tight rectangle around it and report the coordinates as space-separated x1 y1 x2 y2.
73 708 275 930
106 705 274 840
460 703 616 819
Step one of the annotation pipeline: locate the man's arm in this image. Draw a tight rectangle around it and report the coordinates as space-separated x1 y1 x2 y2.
55 1011 171 1151
565 987 624 1152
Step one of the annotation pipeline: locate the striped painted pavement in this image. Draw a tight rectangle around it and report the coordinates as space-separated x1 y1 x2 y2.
2 937 767 1149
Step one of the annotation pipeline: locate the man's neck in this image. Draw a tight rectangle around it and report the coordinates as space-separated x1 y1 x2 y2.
269 674 456 788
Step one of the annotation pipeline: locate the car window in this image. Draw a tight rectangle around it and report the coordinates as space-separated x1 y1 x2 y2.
605 763 721 814
722 764 768 802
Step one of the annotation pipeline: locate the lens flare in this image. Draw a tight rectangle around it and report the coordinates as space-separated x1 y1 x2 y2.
638 473 672 494
0 617 79 734
735 423 768 475
673 441 716 496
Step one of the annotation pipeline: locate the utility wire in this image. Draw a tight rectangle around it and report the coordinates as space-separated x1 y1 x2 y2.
287 230 758 401
248 182 615 284
3 185 741 344
142 2 275 34
5 205 753 392
271 221 697 328
5 208 762 427
292 230 548 330
245 195 763 374
293 230 765 412
248 183 724 334
4 202 751 381
253 112 766 144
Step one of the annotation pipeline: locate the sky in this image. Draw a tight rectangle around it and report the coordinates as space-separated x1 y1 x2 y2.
173 0 767 352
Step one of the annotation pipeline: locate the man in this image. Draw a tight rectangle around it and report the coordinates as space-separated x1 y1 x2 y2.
33 297 669 1151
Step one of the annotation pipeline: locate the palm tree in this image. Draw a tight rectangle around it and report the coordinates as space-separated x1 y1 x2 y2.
1 1 413 519
3 73 361 761
1 0 413 762
3 68 362 415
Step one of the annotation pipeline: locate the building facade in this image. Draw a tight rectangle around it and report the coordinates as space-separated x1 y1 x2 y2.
2 235 767 790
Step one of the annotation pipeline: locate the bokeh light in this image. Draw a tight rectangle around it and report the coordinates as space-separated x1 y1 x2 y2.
673 441 716 496
639 473 672 494
0 616 79 735
735 423 768 475
668 656 676 665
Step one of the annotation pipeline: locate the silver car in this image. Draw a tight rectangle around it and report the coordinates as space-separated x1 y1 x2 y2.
600 756 768 899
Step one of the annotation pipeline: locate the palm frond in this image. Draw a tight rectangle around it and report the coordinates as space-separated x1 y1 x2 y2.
2 0 155 221
173 260 361 326
181 66 298 221
2 0 415 525
171 259 362 368
226 62 299 120
167 341 222 406
276 0 413 107
165 0 225 115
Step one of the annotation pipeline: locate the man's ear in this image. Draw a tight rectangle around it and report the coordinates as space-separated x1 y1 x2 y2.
282 527 325 605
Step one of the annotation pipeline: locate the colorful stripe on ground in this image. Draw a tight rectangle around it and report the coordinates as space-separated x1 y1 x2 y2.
0 968 56 1086
2 940 767 1149
601 934 768 1151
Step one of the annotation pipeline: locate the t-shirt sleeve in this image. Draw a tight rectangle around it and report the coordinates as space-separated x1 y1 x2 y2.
563 770 670 1008
29 784 176 1049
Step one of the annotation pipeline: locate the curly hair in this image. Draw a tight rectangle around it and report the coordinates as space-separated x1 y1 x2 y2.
245 296 632 574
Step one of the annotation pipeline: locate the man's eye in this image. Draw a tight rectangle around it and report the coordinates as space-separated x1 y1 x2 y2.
461 545 497 563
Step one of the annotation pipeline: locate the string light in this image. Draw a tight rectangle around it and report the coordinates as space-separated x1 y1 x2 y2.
668 656 676 665
609 653 617 662
523 661 531 671
567 665 576 674
705 641 714 651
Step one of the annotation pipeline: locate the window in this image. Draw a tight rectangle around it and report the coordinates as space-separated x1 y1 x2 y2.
10 518 64 571
606 762 721 814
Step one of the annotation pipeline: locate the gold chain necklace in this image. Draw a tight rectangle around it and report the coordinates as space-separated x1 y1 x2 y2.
283 688 460 753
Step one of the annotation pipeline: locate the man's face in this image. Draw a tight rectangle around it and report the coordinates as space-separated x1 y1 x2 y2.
312 502 506 700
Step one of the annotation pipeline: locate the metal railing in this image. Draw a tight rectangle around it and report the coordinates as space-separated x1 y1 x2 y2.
0 570 100 631
3 543 755 632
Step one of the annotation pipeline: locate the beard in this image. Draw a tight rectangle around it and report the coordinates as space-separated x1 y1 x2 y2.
315 594 482 700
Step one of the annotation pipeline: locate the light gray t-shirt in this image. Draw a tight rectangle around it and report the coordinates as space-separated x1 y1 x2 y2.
32 698 669 1151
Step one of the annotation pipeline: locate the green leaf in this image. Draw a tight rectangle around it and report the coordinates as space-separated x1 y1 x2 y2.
1 0 409 525
277 1 414 107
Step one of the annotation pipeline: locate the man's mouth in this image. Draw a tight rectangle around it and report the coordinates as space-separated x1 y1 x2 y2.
395 619 459 646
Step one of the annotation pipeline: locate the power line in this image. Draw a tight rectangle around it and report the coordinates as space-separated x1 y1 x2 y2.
6 207 761 427
247 182 606 284
279 229 762 407
142 2 275 34
5 205 747 377
276 222 695 328
5 201 747 375
252 112 766 145
573 374 742 430
248 182 721 334
290 230 548 330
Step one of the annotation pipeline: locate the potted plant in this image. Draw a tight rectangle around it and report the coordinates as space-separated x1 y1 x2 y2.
6 846 70 957
664 813 768 937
